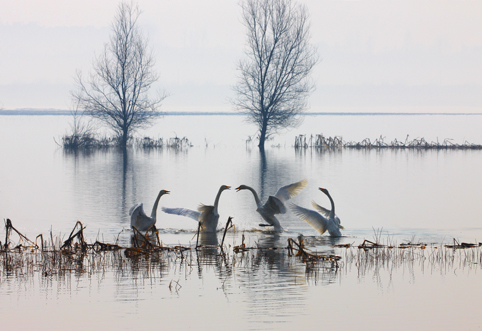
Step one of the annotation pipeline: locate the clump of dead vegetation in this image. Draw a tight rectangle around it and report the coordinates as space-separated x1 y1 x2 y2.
134 136 193 149
0 219 194 279
59 134 192 150
333 230 482 281
57 107 192 150
2 219 481 286
60 134 124 149
295 134 482 150
288 236 341 264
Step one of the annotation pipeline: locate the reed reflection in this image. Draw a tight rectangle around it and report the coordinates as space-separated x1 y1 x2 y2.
3 228 481 305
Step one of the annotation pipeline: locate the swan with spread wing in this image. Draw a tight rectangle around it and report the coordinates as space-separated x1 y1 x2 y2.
130 190 170 232
236 179 308 231
290 187 344 236
162 185 230 232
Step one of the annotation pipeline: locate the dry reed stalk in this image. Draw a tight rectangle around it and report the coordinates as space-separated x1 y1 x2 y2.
220 217 234 249
294 133 482 150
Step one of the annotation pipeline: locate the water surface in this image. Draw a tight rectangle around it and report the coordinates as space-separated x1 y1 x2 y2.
0 113 481 330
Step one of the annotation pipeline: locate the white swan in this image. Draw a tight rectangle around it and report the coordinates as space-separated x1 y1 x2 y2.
130 190 170 232
236 179 308 231
290 187 343 236
162 185 230 232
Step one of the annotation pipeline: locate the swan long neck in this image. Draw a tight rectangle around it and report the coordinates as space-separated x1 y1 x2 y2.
245 186 262 207
150 191 164 218
213 187 226 213
326 192 335 219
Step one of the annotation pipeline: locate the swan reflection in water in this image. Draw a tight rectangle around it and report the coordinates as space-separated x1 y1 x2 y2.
162 185 230 233
198 231 219 247
290 187 344 237
236 179 308 231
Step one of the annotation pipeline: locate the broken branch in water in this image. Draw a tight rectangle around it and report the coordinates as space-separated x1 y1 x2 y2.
3 218 37 250
60 221 87 251
358 239 386 250
287 236 341 264
220 217 234 249
444 238 482 249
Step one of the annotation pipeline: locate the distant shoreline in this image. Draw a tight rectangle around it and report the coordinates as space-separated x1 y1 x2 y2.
1 110 481 116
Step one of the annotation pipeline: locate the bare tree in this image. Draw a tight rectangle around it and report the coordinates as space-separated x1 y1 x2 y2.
233 0 318 151
72 2 165 148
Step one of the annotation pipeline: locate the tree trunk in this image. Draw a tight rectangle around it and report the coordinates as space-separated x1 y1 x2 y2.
121 125 129 148
258 120 267 151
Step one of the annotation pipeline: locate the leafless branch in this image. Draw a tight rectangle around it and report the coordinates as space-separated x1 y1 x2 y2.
233 0 318 150
71 2 166 147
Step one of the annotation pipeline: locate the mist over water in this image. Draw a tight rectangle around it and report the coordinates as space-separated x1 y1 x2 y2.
1 113 481 330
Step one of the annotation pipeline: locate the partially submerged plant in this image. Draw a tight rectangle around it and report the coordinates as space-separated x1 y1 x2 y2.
295 134 482 150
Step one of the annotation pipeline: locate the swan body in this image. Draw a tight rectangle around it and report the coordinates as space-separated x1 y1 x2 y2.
162 185 230 232
130 190 170 232
236 179 308 231
290 187 343 236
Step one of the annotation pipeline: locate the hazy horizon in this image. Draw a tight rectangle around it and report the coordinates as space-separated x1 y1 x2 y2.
1 0 481 113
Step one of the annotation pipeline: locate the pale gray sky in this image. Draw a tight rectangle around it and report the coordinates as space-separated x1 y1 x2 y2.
1 0 481 112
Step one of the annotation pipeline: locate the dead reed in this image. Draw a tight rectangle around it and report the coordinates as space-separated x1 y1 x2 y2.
2 218 480 285
335 235 482 281
59 134 192 150
294 134 482 150
134 136 192 149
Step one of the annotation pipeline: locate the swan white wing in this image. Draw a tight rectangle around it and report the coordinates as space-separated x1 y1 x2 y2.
274 179 308 202
162 207 200 221
290 203 329 235
311 201 331 218
266 196 286 214
130 203 147 217
130 203 152 229
130 203 147 227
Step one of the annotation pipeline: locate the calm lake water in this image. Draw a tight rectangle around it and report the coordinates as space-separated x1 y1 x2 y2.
1 113 482 330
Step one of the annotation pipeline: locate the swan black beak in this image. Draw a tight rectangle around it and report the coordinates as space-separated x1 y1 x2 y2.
235 186 241 192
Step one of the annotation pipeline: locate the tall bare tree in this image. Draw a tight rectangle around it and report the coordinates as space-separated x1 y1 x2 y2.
233 0 318 151
72 2 165 148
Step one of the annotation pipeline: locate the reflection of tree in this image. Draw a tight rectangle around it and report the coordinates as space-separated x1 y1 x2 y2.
253 149 300 229
258 149 268 200
62 149 138 233
120 150 129 218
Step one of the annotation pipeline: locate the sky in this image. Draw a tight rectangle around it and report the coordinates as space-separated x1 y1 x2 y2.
1 0 481 113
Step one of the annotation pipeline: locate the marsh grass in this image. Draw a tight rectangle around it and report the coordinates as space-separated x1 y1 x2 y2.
59 134 192 150
294 134 482 150
1 219 481 286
